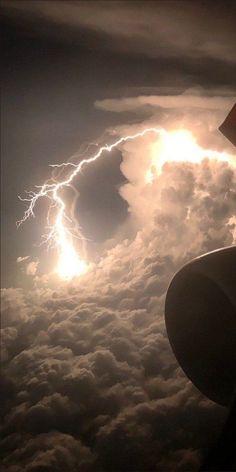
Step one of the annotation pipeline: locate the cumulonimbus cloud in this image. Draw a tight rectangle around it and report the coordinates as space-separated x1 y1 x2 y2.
1 95 236 471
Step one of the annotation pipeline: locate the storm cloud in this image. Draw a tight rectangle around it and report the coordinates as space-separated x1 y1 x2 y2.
2 1 236 467
2 1 236 65
1 109 235 470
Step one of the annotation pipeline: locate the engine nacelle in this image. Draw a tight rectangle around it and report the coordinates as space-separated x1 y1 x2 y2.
165 246 236 406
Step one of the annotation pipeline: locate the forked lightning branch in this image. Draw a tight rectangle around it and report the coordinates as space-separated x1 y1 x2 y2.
17 127 232 280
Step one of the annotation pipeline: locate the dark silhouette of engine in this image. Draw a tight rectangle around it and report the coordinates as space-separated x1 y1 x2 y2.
165 104 236 470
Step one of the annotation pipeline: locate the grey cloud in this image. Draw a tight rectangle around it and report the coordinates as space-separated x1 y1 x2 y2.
1 153 235 470
95 92 235 113
2 431 95 472
2 91 236 469
2 1 236 64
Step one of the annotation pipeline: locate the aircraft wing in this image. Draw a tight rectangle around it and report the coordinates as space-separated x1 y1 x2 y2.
219 103 236 147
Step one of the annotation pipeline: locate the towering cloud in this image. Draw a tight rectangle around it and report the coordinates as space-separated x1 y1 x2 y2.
1 95 236 471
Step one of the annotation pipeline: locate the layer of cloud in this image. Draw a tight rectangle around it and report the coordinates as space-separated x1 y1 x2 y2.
16 256 30 264
2 114 235 469
2 1 236 64
95 91 235 114
26 260 39 276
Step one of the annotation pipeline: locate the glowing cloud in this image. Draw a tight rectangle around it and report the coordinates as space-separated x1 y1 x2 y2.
146 129 230 183
17 128 165 279
17 127 234 280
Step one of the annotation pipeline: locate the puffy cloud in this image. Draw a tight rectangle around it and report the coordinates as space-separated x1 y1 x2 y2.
1 97 236 470
26 260 39 276
2 431 95 472
96 90 236 156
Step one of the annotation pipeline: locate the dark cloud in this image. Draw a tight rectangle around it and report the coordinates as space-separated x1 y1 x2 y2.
2 1 236 65
1 431 95 472
2 151 235 470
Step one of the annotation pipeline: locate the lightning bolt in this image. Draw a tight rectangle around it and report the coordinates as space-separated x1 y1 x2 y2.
17 127 166 279
17 125 234 279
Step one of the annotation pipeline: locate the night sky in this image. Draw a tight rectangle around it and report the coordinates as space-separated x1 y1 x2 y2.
1 1 236 471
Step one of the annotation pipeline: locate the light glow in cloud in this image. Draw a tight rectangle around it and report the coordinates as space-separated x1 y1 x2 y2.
17 127 234 280
146 130 230 183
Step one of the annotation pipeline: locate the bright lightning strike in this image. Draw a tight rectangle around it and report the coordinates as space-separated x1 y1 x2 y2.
17 127 165 280
17 127 234 280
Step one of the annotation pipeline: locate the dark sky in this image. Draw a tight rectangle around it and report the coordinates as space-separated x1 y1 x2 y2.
1 2 236 471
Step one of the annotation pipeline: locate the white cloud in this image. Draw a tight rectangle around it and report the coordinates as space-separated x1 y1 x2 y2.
16 256 30 263
95 91 235 113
